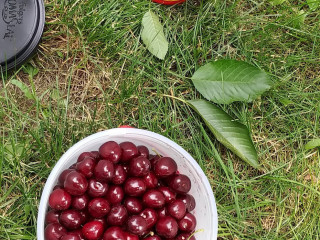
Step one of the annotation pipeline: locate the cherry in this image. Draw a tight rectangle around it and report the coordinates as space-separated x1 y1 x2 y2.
137 145 149 158
140 208 158 229
143 172 158 189
106 185 124 205
94 160 114 182
176 233 196 240
44 223 67 240
45 210 60 225
71 194 89 210
64 171 88 196
153 157 177 178
76 157 96 178
77 152 93 162
157 207 168 218
61 234 81 240
69 229 84 240
124 177 147 196
167 174 191 194
143 236 161 240
149 155 160 167
103 226 126 240
129 156 151 177
112 165 127 185
58 169 74 186
59 209 82 230
88 198 110 218
126 215 147 236
124 197 143 214
158 186 176 203
167 199 186 220
155 216 178 238
82 221 104 240
91 218 107 228
87 179 108 198
123 232 139 240
90 151 100 160
120 142 138 162
178 213 197 232
177 194 196 212
143 189 165 208
79 210 89 225
99 141 122 163
107 205 128 226
49 188 72 210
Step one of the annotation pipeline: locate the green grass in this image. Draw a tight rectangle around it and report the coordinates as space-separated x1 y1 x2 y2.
1 0 320 239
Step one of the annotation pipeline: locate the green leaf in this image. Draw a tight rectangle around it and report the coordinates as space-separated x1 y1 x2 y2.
141 11 168 60
305 139 320 150
191 60 272 104
11 79 34 100
188 99 259 168
307 0 320 11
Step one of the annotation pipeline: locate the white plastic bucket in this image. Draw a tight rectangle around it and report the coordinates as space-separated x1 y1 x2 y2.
37 128 218 239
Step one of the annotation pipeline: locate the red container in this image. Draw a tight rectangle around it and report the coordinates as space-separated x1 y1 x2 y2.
152 0 186 5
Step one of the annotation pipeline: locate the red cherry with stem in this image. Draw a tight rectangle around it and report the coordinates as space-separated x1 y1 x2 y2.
158 186 176 203
87 179 108 198
94 160 114 182
71 194 89 210
153 157 177 178
76 157 96 178
45 210 60 225
64 171 88 196
142 189 165 208
140 208 158 229
44 223 67 240
112 165 127 185
106 205 128 226
129 156 151 177
124 197 143 214
120 141 138 162
167 174 191 194
88 198 110 218
155 216 178 238
103 226 126 240
106 185 124 205
49 188 72 210
126 215 147 236
143 172 158 189
124 177 147 196
99 141 122 163
137 145 149 158
178 213 197 232
167 199 186 220
59 209 82 230
82 221 104 240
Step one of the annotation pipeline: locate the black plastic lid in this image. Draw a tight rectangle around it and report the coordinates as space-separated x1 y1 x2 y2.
0 0 45 71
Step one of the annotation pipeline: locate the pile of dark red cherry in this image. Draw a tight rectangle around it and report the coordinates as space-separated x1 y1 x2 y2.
45 141 197 240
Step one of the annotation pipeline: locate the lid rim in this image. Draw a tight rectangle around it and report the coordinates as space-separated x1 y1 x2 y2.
0 0 45 71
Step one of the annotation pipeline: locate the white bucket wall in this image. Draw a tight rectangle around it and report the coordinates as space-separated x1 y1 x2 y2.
37 128 218 240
